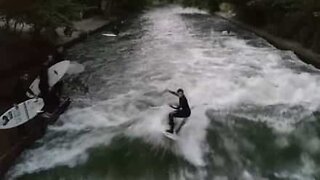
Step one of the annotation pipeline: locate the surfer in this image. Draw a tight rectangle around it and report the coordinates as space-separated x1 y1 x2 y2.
39 56 51 105
55 46 66 63
111 25 118 35
13 73 35 104
64 26 73 37
40 55 66 114
39 55 58 112
165 88 191 134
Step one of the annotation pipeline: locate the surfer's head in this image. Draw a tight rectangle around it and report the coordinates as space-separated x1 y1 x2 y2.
48 54 53 62
20 73 29 80
177 88 184 97
57 46 64 53
43 54 53 66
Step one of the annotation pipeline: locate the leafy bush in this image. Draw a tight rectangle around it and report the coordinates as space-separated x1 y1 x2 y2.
181 0 221 12
0 0 82 35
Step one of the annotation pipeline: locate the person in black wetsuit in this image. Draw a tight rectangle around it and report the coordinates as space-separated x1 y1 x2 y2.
40 54 64 113
40 55 59 112
39 56 51 104
13 73 35 105
55 46 66 63
166 88 191 134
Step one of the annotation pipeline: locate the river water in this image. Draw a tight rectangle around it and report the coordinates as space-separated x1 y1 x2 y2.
7 5 320 180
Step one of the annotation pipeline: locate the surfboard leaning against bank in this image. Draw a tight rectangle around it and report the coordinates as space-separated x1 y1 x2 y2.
0 98 44 129
102 33 117 37
27 60 70 98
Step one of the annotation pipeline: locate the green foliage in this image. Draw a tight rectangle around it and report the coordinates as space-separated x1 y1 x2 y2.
117 0 152 12
100 0 152 16
76 0 101 7
224 0 320 50
177 0 320 51
181 0 221 12
180 0 320 18
0 0 83 35
27 0 82 28
0 0 152 38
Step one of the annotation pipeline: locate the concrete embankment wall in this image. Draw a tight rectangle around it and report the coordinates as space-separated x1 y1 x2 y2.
216 13 320 69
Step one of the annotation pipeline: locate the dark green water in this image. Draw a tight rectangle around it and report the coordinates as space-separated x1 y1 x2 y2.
7 5 320 180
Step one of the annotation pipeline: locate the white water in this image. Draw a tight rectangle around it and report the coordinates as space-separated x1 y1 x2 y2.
8 6 320 179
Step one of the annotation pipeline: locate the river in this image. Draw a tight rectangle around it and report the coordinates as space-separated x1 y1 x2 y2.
7 5 320 180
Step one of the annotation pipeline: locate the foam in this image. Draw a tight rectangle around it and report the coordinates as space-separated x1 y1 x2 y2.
8 128 115 179
274 154 317 180
305 137 320 154
122 105 209 167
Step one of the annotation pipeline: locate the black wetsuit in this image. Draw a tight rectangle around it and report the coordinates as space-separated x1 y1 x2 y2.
13 77 34 103
54 50 65 63
168 95 191 133
39 64 59 112
39 65 50 102
39 62 63 112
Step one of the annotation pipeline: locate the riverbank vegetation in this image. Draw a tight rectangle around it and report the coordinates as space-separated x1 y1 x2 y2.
1 0 319 54
0 0 153 39
180 0 320 53
0 0 82 37
0 0 157 76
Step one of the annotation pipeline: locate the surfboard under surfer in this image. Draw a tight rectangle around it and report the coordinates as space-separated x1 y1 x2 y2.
165 88 191 134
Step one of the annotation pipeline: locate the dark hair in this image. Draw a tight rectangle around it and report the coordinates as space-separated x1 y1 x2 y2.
177 88 184 93
20 72 29 78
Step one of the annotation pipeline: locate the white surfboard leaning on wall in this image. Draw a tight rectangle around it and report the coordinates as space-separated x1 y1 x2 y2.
27 60 70 98
0 98 44 129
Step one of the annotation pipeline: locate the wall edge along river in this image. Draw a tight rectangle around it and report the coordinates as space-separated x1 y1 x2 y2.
216 12 320 69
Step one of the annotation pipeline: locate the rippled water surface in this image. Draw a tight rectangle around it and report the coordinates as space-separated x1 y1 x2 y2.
8 5 320 180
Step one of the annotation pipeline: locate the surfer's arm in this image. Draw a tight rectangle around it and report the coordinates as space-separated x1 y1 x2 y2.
26 88 36 97
166 89 179 97
169 104 179 109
